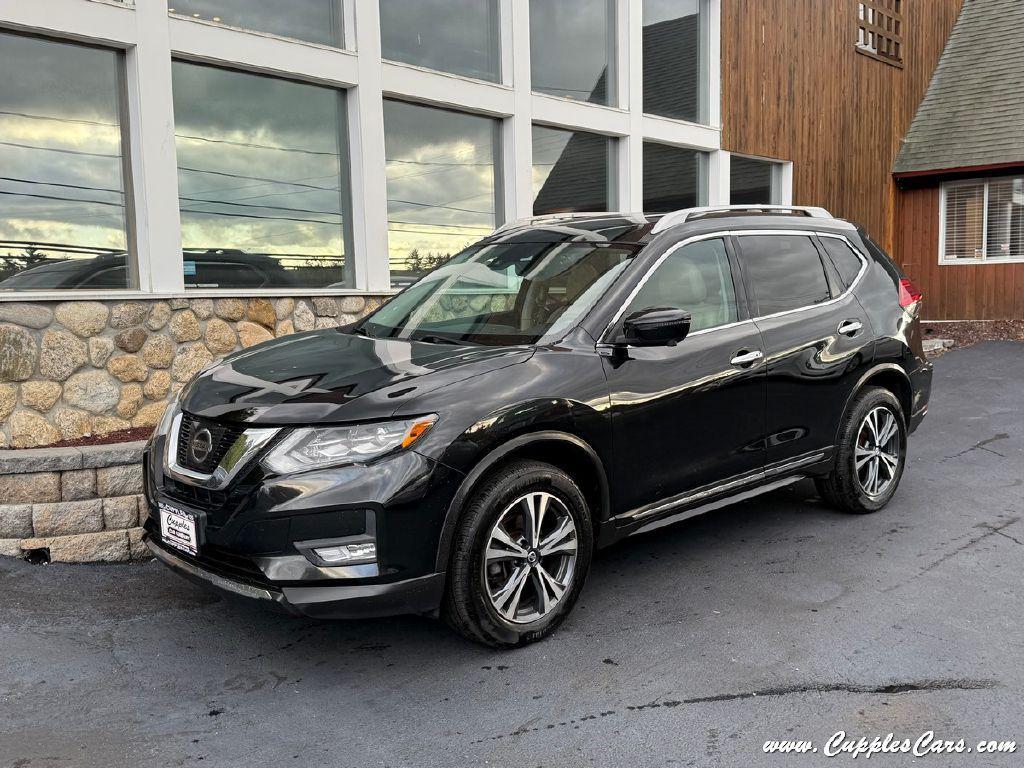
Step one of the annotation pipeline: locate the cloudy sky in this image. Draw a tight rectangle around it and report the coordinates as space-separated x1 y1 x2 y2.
0 32 127 261
171 61 347 273
530 0 612 103
382 99 496 272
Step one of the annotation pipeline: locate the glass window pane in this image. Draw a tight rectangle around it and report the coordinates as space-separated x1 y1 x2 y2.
820 237 864 289
530 0 614 105
0 33 130 292
738 235 831 315
626 239 737 332
363 241 637 345
383 100 498 288
532 125 613 215
942 183 984 260
380 0 501 82
984 177 1024 260
172 63 352 289
643 0 702 122
168 0 344 47
643 142 704 212
730 156 775 204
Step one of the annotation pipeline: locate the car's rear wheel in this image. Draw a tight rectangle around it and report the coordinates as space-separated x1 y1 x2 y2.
442 460 593 647
816 387 907 514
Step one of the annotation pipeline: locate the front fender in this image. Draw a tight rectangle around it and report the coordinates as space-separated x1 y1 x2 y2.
428 422 611 573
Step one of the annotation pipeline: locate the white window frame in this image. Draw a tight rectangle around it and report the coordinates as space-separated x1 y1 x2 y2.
939 177 1024 266
0 0 725 301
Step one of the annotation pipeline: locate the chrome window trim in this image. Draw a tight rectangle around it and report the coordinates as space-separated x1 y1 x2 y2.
597 228 870 345
164 411 280 490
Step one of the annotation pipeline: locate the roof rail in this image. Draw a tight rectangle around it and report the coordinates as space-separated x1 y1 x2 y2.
650 205 833 234
491 211 639 235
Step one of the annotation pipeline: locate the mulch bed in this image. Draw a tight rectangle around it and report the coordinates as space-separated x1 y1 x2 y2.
18 426 156 451
922 320 1024 350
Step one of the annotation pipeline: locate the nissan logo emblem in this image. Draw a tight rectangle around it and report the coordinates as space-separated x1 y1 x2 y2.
189 427 214 465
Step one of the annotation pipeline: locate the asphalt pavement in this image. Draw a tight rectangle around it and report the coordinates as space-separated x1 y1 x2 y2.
1 341 1022 767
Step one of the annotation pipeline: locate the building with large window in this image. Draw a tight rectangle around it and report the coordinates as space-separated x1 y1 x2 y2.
0 0 960 447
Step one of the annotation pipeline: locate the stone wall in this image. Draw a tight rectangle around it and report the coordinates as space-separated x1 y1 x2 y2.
0 296 383 448
0 441 149 562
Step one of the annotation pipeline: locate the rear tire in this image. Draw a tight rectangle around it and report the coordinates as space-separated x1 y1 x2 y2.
816 387 907 514
442 460 593 648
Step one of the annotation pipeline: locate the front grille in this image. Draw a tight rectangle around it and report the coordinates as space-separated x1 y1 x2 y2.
176 413 247 473
162 475 228 514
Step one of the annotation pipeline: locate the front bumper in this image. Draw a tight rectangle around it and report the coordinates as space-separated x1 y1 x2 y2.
145 533 446 619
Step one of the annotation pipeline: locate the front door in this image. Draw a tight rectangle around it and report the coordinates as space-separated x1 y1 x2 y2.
600 237 768 518
734 232 875 469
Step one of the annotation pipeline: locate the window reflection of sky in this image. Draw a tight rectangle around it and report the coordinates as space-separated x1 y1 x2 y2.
0 32 128 284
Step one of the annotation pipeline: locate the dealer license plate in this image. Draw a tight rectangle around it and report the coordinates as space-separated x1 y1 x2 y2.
159 502 199 556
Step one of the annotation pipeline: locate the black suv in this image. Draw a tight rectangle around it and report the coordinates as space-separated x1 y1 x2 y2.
143 206 932 647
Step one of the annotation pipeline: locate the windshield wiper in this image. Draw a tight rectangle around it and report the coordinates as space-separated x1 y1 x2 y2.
415 333 472 346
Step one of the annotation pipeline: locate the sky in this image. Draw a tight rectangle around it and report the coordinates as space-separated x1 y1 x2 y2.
382 99 497 271
0 32 127 261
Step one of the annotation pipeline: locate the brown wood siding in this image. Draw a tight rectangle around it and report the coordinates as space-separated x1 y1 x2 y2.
721 0 962 252
896 185 1024 320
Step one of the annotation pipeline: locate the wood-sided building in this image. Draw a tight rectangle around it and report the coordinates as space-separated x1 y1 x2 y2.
892 0 1024 319
720 0 974 319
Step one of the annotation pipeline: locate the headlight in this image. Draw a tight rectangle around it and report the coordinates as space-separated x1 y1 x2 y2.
262 415 437 474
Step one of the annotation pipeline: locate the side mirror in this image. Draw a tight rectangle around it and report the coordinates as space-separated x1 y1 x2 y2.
622 307 692 347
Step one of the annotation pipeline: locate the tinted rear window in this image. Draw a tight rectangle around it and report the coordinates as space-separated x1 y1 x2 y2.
819 237 864 289
737 234 831 315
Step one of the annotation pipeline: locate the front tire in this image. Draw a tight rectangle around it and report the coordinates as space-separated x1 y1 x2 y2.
442 460 593 648
816 387 907 514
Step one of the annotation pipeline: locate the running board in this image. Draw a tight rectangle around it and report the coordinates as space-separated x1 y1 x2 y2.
632 475 806 537
616 450 827 528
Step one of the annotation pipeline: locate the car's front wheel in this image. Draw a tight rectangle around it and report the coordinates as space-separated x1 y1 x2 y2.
816 386 907 513
442 460 593 647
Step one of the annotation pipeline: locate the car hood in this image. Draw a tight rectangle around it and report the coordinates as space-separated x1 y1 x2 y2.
178 328 534 424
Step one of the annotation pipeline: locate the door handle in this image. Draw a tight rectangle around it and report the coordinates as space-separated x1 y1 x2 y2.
838 319 863 336
730 349 764 367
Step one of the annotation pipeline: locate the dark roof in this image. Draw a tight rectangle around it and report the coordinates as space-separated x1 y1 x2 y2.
893 0 1024 176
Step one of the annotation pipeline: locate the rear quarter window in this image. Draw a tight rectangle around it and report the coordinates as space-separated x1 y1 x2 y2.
819 237 865 289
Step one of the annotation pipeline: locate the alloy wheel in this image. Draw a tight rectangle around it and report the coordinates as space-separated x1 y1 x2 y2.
855 405 901 497
482 491 578 624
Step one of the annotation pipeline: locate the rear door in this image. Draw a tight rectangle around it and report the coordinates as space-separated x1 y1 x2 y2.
734 231 874 470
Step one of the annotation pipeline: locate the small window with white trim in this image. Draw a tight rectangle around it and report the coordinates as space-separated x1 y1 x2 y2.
941 176 1024 262
729 155 784 205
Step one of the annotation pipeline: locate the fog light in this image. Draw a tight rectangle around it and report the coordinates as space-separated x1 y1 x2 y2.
313 542 376 565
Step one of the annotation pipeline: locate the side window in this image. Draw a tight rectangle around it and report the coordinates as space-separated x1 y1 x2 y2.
738 235 830 315
626 239 738 333
187 262 267 289
819 237 865 289
77 266 127 289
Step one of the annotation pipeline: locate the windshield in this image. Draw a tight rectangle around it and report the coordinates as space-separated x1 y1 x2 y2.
360 240 638 345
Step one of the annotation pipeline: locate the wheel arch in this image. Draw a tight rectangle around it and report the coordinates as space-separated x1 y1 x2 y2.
840 363 914 435
434 431 610 573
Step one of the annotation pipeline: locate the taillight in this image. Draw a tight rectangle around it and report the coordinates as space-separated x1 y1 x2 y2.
898 278 923 308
